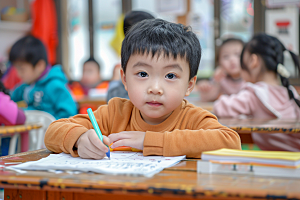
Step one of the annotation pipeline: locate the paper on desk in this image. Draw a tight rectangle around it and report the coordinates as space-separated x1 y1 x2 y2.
8 151 185 177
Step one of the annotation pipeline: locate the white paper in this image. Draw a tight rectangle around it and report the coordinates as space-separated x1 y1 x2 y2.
9 151 185 177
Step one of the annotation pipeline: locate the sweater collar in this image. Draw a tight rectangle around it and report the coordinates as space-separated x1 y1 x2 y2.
133 100 187 132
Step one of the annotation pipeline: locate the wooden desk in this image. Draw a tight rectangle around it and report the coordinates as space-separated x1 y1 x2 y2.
219 118 300 144
0 123 42 135
1 149 300 200
0 123 42 155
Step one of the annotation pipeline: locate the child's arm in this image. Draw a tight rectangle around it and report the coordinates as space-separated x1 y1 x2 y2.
109 110 241 158
11 84 26 103
213 89 256 118
0 91 25 125
44 105 111 158
197 67 226 102
197 80 221 102
48 80 77 119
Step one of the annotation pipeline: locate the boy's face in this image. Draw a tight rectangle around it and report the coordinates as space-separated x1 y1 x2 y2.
14 61 45 84
121 53 196 125
81 62 101 87
219 42 243 78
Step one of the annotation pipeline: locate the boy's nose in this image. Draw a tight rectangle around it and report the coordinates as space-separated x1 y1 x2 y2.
147 83 163 95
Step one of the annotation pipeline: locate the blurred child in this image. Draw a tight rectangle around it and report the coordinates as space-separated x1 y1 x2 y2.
0 80 26 155
106 11 155 102
44 19 241 160
69 57 109 101
214 33 300 151
197 38 244 102
9 35 77 119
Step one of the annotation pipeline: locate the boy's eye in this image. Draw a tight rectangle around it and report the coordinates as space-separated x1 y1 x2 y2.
165 73 176 79
138 72 148 77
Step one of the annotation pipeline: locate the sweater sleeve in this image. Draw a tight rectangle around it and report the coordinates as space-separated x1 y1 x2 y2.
11 84 26 103
143 111 241 158
44 104 112 157
16 108 26 125
213 89 256 118
0 92 19 125
48 80 77 119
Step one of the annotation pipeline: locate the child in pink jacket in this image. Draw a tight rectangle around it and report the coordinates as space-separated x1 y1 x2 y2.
0 81 26 155
198 38 245 102
213 33 300 151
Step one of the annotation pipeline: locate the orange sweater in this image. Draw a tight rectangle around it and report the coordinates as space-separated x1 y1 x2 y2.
44 98 241 158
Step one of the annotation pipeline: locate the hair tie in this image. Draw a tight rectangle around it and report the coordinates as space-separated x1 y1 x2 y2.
277 63 290 78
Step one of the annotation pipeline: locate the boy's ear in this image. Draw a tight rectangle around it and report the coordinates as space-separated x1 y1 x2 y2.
120 68 128 91
185 76 197 96
35 60 46 72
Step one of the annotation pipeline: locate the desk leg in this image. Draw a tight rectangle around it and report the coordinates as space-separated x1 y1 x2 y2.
5 188 46 200
8 133 20 155
239 134 254 144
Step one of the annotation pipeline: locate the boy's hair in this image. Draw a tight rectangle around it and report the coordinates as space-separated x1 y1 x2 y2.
241 33 300 107
123 11 155 35
83 57 100 71
121 19 201 80
216 38 244 64
9 35 48 67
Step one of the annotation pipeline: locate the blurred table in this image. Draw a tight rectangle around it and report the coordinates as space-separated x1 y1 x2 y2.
1 149 300 200
0 123 42 155
76 97 107 112
219 118 300 144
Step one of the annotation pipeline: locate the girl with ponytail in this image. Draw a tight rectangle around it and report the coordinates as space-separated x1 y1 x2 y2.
213 33 300 151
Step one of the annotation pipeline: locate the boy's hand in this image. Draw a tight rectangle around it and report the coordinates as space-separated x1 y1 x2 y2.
75 129 110 159
197 80 213 92
108 131 146 150
213 67 226 82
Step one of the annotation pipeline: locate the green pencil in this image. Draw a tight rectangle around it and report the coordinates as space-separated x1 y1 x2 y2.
87 108 110 159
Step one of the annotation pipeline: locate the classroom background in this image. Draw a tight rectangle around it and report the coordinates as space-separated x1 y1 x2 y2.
0 0 299 86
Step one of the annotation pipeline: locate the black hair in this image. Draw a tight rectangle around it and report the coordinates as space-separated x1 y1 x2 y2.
9 35 48 67
121 18 201 80
0 81 10 96
241 33 300 107
83 57 100 71
216 38 244 64
123 11 155 35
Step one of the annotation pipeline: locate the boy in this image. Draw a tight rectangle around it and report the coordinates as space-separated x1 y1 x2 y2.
10 35 77 119
81 58 107 90
45 19 241 159
69 57 109 101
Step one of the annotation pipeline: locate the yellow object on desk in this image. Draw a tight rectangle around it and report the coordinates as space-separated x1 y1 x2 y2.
16 100 27 108
201 148 300 167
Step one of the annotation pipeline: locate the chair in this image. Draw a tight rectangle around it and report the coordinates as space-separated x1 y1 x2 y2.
24 110 56 151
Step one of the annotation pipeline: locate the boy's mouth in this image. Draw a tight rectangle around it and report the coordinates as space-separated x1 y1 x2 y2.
146 101 163 107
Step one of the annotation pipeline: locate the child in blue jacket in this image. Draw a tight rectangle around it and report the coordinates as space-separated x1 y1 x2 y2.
9 35 77 119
